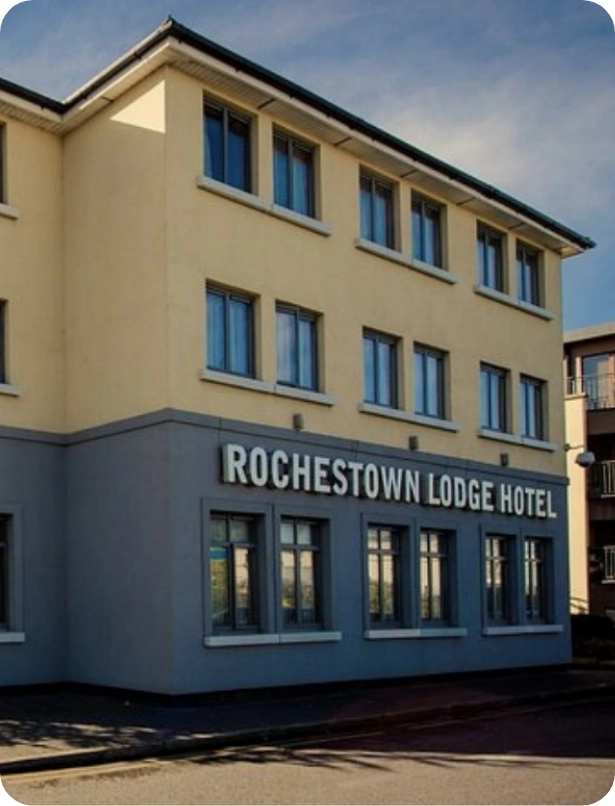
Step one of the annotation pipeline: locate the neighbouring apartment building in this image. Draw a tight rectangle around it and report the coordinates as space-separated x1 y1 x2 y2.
565 323 615 617
0 19 594 694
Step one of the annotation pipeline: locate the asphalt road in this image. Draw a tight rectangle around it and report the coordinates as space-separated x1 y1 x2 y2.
4 699 615 805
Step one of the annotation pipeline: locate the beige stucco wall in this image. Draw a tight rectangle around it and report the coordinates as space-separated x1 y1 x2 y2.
63 70 170 431
565 394 590 612
0 116 64 432
163 68 566 475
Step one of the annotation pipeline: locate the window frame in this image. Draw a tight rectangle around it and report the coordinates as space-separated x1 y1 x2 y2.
203 99 252 192
273 129 316 218
520 375 546 441
0 123 5 205
419 529 453 625
480 363 509 432
484 534 514 626
363 330 399 409
0 507 23 637
360 170 395 249
414 345 447 420
276 304 319 391
412 194 443 268
209 512 260 634
477 223 505 292
279 517 324 630
206 285 255 378
517 242 542 307
524 537 549 624
367 525 402 627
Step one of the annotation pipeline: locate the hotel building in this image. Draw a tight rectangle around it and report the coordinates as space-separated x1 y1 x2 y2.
0 19 594 693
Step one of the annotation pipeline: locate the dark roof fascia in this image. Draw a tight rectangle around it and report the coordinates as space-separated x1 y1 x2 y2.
0 76 64 115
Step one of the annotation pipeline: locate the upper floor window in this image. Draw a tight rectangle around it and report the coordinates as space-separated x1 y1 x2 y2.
363 330 398 408
203 100 251 192
276 304 318 391
517 243 542 307
412 194 442 267
273 131 315 218
480 363 508 432
477 224 505 292
520 375 546 440
210 513 259 633
206 286 254 377
368 526 401 626
360 171 394 248
280 518 322 629
414 345 446 419
581 353 615 410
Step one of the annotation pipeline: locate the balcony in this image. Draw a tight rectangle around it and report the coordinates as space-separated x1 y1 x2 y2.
590 460 615 498
567 373 615 410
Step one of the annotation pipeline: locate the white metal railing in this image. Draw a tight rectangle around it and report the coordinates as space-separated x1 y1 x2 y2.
566 373 615 410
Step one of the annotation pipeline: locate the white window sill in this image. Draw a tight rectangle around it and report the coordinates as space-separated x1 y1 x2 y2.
358 403 460 433
0 383 21 397
0 631 25 644
205 631 342 648
365 627 467 640
274 385 336 406
0 203 20 221
474 285 554 321
270 205 332 236
478 429 558 453
196 177 333 236
355 240 457 285
483 624 563 636
200 369 274 395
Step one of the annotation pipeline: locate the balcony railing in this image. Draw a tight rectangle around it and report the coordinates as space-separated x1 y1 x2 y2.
566 373 615 410
590 460 615 498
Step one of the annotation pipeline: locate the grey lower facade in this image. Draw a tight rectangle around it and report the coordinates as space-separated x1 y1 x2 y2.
1 410 571 694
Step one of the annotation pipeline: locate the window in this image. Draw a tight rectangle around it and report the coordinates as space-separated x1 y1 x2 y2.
273 131 314 217
368 526 401 626
0 124 5 204
520 375 546 440
203 100 251 192
276 305 318 390
485 536 512 624
412 195 442 267
604 546 615 582
210 514 259 632
582 353 615 410
420 530 451 623
363 331 398 408
0 301 6 384
414 346 446 419
206 286 254 377
0 516 7 629
477 224 504 291
280 519 322 629
517 243 541 306
360 172 394 248
480 363 508 432
524 538 547 622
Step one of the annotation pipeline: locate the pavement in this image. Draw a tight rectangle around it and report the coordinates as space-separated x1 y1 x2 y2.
1 665 615 776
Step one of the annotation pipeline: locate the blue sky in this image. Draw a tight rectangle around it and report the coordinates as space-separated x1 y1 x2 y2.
0 0 613 331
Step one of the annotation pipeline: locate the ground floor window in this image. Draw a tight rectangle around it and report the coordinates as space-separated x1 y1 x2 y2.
420 529 452 624
280 518 322 629
0 516 7 628
368 526 401 626
210 513 259 632
525 537 547 623
485 535 512 624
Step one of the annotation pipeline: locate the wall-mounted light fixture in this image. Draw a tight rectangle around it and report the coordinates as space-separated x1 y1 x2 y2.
564 443 596 468
408 435 420 451
293 413 305 432
500 453 510 467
